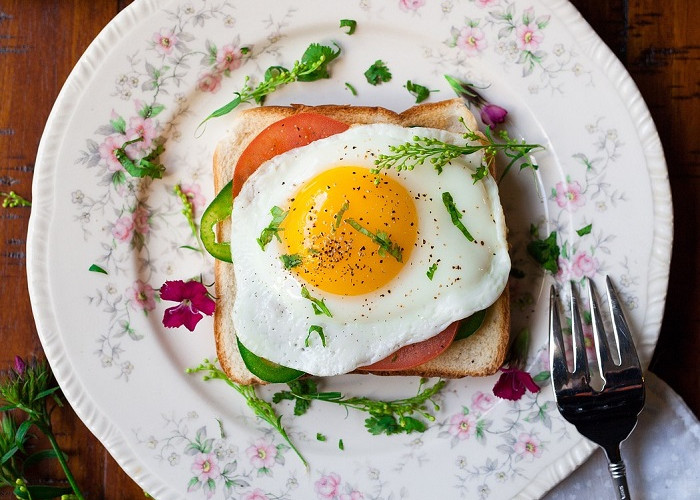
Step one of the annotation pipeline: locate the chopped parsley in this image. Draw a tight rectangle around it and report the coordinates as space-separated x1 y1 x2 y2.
339 19 357 35
280 253 303 269
527 229 560 273
301 286 333 317
88 264 108 275
338 439 345 450
345 218 403 262
364 60 392 85
306 325 327 347
257 206 288 250
405 80 435 103
114 136 166 179
427 262 438 280
316 433 327 441
441 192 474 242
345 82 358 96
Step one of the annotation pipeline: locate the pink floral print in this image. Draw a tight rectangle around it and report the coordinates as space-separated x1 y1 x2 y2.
456 26 487 56
514 433 543 461
197 71 223 93
112 215 135 242
127 279 156 312
243 489 270 500
153 29 178 56
315 473 341 499
190 453 221 481
475 0 497 7
180 182 206 211
471 391 497 412
399 0 425 11
246 439 277 469
126 115 157 150
132 206 151 234
554 180 585 211
215 43 243 73
339 492 365 500
99 135 127 173
448 412 477 440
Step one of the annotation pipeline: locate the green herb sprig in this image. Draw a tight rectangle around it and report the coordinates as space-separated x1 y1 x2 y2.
1 191 31 208
186 359 308 468
272 378 445 436
174 184 202 251
257 206 288 250
442 192 474 242
114 136 166 179
198 43 341 130
0 357 85 499
371 119 542 184
301 286 333 317
345 218 402 262
364 60 392 85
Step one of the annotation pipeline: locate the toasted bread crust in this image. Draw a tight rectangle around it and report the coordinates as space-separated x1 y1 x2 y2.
213 99 508 385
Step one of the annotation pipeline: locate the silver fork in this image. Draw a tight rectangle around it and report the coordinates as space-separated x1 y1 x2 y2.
549 276 645 500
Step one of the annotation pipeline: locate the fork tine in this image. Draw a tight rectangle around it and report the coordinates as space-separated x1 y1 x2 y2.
587 277 615 381
605 276 642 369
570 282 591 385
549 285 569 390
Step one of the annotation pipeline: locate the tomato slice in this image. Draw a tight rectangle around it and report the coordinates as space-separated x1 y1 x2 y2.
233 112 350 196
357 321 460 372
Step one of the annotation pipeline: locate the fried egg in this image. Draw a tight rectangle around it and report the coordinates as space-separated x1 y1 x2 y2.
230 123 510 376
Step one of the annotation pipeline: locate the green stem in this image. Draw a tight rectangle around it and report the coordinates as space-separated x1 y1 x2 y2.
43 427 84 500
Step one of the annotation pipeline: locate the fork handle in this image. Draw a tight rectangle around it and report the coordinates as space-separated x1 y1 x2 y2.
609 461 631 500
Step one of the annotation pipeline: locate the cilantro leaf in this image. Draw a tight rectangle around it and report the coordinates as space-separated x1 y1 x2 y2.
301 286 333 317
527 230 560 273
576 223 592 236
339 19 357 35
442 192 475 242
365 415 401 435
364 60 392 85
280 253 303 269
305 325 327 347
114 137 166 179
427 262 438 280
406 80 434 103
257 206 288 250
345 218 403 262
298 43 341 82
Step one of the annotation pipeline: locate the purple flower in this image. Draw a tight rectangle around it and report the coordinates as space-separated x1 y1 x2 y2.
492 367 540 401
479 104 508 128
14 356 26 376
160 280 215 331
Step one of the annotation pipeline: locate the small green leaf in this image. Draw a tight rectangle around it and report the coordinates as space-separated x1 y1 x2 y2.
442 192 475 242
405 80 435 103
527 231 560 273
427 262 438 280
533 371 550 382
89 264 108 274
364 60 392 85
316 433 327 441
301 286 333 317
339 19 357 34
257 206 288 250
576 223 592 237
280 253 303 269
345 82 357 96
454 308 487 341
338 439 344 450
305 325 327 347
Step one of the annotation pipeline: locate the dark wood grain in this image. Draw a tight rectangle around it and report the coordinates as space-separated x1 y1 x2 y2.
0 0 697 497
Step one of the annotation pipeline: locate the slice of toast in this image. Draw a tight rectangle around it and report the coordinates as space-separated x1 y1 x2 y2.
213 98 510 385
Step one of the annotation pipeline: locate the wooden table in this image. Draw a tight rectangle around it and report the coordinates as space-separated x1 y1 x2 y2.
0 0 697 497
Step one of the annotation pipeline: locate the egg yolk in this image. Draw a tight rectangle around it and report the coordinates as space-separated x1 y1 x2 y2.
281 166 418 296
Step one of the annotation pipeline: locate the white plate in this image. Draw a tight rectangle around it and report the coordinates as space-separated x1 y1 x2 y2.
27 0 671 498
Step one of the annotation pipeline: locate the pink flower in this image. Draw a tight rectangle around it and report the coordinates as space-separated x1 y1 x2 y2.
493 367 540 401
555 256 571 282
160 280 215 331
112 215 135 242
471 391 496 412
197 72 222 93
126 116 157 150
153 29 178 56
456 26 487 56
399 0 425 11
216 43 243 73
245 439 277 469
514 432 543 460
448 412 477 440
128 280 157 312
340 492 365 500
14 356 26 376
191 453 220 481
315 473 341 499
132 206 151 234
516 23 544 51
99 135 127 172
480 103 508 127
243 489 269 500
570 250 599 279
554 180 585 211
180 183 206 211
475 0 497 7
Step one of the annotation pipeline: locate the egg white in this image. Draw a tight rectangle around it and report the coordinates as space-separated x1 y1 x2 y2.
230 123 510 376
